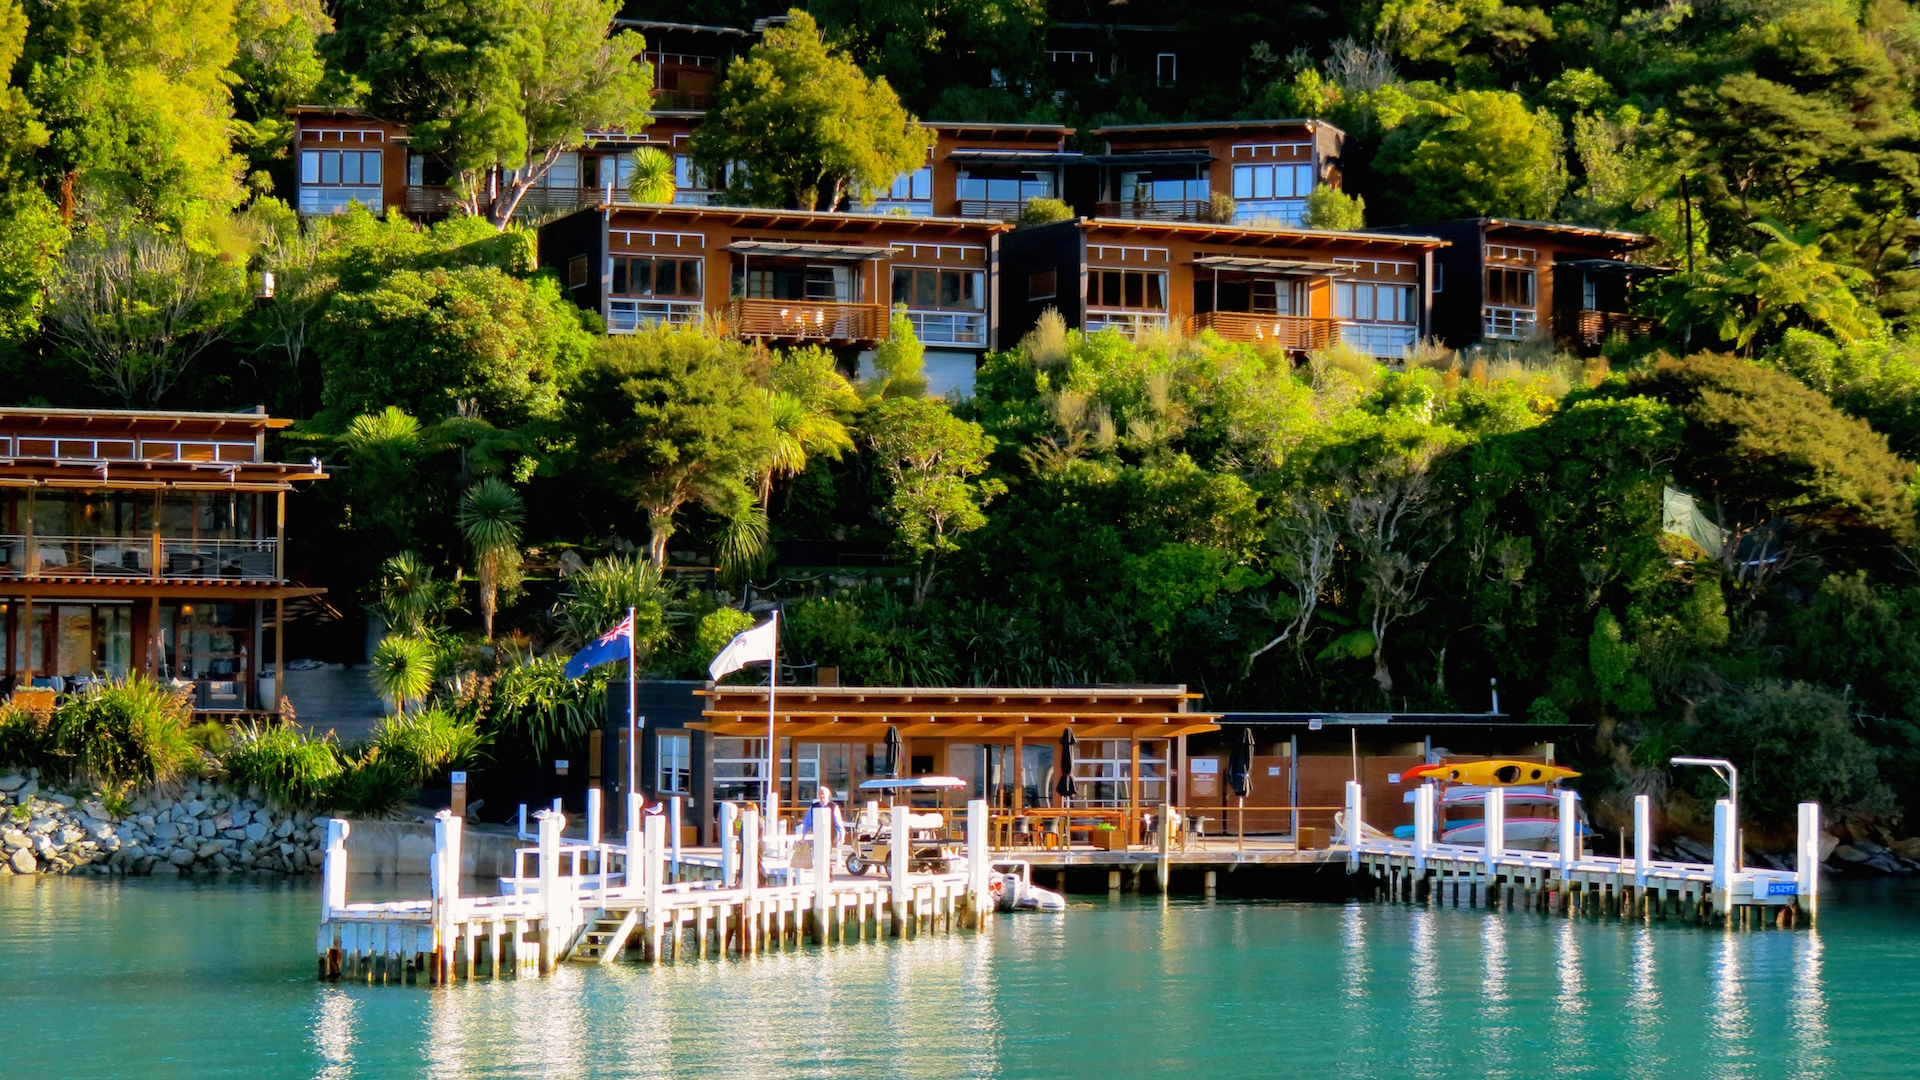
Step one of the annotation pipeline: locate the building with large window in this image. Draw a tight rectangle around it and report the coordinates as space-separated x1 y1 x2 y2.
0 408 327 715
538 203 1009 395
1084 120 1346 227
1369 218 1662 353
999 217 1444 358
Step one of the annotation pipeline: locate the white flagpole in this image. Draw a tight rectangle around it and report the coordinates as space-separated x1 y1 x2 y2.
764 609 778 824
627 606 638 828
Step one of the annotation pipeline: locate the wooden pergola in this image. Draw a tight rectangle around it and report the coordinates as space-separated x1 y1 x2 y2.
693 685 1221 843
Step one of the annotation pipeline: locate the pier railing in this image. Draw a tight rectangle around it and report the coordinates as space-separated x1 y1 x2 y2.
317 795 995 984
1335 781 1820 927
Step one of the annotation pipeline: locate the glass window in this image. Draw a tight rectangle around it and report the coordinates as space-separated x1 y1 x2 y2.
1029 269 1056 300
301 151 319 185
1090 270 1167 311
1487 267 1535 307
658 732 690 794
320 153 339 184
407 152 424 186
610 256 700 298
547 152 579 190
1335 282 1354 320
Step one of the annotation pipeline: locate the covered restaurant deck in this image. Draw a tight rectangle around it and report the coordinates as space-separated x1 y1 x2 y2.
691 685 1221 846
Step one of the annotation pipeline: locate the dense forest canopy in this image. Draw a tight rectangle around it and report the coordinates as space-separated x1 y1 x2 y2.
0 0 1917 834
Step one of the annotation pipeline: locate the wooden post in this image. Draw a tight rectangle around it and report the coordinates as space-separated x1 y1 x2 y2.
669 795 683 881
451 771 468 821
272 596 284 715
1412 784 1433 874
1711 797 1733 915
1156 801 1172 893
1012 734 1024 817
433 810 462 984
811 800 832 940
1796 801 1821 921
966 798 988 928
1486 787 1505 868
1632 793 1651 891
889 794 908 936
586 785 602 849
1128 737 1140 847
536 808 562 973
719 801 739 888
644 813 665 964
323 819 350 920
1344 780 1363 872
741 808 760 954
1557 789 1578 882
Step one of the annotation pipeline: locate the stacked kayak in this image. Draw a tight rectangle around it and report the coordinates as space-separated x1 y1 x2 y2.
1390 762 1586 851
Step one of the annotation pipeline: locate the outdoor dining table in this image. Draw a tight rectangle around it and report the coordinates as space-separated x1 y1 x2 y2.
990 808 1130 849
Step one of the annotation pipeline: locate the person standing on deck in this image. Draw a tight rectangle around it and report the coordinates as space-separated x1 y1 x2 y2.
796 786 848 847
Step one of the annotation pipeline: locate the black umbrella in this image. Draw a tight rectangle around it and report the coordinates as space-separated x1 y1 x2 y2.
884 725 902 779
1056 728 1078 799
1227 726 1254 798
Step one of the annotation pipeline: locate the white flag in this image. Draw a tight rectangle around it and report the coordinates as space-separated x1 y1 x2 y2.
708 616 778 679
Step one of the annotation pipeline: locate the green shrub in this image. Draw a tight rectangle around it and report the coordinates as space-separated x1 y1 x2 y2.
38 677 198 787
370 707 488 786
1686 681 1894 823
222 723 345 809
0 701 53 775
328 751 412 817
1017 197 1073 227
477 656 605 761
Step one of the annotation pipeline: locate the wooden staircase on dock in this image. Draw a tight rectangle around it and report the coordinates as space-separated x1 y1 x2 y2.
568 910 637 963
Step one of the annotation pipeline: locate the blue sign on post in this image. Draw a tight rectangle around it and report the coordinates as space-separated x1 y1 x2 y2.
1766 880 1798 897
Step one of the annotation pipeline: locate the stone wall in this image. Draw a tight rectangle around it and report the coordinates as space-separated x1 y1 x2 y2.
0 769 328 877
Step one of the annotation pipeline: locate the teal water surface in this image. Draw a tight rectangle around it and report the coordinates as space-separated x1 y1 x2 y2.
1 874 1914 1079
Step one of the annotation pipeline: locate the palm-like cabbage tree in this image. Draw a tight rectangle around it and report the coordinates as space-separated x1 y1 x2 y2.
756 389 854 504
457 477 525 641
628 147 678 204
371 634 437 715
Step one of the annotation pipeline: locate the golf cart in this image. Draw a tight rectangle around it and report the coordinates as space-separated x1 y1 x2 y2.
847 776 967 876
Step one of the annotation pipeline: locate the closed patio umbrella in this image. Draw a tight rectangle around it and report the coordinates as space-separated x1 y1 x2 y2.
1056 728 1077 848
1229 727 1254 850
884 725 902 779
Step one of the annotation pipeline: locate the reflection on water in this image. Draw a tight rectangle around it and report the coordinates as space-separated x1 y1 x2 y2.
1711 930 1753 1079
1 877 1917 1079
1625 927 1665 1078
313 988 357 1080
1788 932 1829 1079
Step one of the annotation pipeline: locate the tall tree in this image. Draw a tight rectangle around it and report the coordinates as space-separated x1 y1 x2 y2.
564 329 776 569
22 0 246 224
230 0 336 180
329 0 652 226
457 476 525 641
1373 89 1566 221
692 10 932 210
865 396 1004 606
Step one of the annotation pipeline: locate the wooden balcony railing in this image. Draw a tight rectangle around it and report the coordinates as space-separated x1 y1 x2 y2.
0 535 279 581
1184 311 1338 350
1095 199 1212 222
728 299 889 343
1569 308 1655 347
405 186 460 216
650 88 714 111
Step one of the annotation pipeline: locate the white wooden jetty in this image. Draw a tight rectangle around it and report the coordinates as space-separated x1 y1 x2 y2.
317 797 994 985
1339 782 1821 927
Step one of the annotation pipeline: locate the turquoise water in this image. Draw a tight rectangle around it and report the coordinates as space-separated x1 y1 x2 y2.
2 875 1915 1079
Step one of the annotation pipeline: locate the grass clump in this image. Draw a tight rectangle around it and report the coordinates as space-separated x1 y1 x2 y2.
0 676 199 787
223 722 346 809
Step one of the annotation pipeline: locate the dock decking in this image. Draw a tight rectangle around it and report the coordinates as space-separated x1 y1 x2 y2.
315 784 1821 985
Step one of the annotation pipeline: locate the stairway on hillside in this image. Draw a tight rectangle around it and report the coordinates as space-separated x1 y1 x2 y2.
280 664 386 742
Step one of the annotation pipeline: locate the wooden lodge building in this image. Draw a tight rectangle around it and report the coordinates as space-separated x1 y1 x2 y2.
998 218 1444 357
0 408 327 715
1369 218 1661 354
587 681 1588 848
537 203 1010 395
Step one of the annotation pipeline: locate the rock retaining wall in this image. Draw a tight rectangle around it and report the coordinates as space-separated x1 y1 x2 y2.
0 769 328 878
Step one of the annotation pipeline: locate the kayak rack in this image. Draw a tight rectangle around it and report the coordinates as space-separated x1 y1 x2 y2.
1342 783 1820 928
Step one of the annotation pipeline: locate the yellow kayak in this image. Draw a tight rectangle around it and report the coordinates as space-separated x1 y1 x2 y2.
1402 759 1580 786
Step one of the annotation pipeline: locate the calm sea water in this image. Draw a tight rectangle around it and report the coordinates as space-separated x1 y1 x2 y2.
1 874 1914 1079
